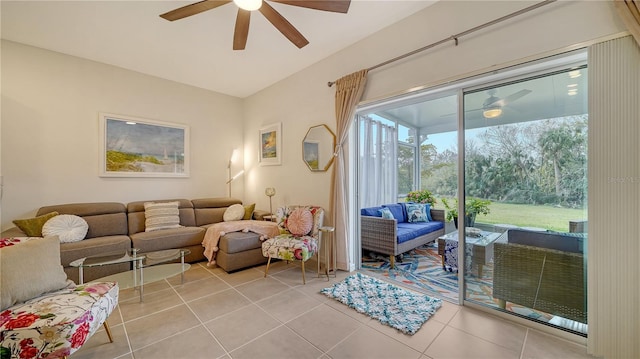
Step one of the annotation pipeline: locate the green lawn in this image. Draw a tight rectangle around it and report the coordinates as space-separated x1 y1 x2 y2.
434 201 587 232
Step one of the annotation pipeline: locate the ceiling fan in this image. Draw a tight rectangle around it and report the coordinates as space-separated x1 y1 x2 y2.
478 88 532 119
440 88 532 119
160 0 351 50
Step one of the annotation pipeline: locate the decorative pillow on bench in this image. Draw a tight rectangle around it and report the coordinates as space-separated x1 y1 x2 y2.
1 236 71 310
42 214 89 243
405 203 430 223
12 211 59 237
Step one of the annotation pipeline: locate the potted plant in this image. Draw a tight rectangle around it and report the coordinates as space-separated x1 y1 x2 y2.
441 197 491 228
405 189 437 205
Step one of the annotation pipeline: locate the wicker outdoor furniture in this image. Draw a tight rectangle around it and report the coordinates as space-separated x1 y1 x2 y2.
360 204 445 268
492 229 587 323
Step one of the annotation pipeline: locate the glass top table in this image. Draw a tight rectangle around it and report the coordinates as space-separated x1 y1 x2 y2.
70 248 190 302
437 230 503 277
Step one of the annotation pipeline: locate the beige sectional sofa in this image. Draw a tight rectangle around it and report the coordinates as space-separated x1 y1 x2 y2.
2 197 268 283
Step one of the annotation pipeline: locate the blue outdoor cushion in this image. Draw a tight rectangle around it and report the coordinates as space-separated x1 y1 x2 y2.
396 221 444 244
404 202 432 221
405 203 429 223
378 208 395 220
361 206 383 217
382 203 406 222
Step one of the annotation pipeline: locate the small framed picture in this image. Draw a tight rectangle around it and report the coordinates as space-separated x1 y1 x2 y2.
259 122 282 166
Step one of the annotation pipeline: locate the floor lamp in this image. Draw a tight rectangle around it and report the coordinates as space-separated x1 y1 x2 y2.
226 170 244 197
265 187 276 220
227 149 244 197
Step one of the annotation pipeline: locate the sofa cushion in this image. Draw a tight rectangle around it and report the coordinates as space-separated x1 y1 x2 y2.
128 199 195 235
243 203 256 220
1 236 71 310
382 203 406 222
223 204 245 222
404 202 433 221
396 221 445 244
12 211 59 237
192 198 242 226
59 235 132 267
42 214 89 243
219 231 263 254
144 201 182 232
360 206 383 217
379 208 394 219
287 208 313 236
37 202 128 238
130 226 205 253
405 203 429 223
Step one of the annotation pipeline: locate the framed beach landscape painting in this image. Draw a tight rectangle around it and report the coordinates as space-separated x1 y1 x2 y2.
259 122 282 166
99 113 190 177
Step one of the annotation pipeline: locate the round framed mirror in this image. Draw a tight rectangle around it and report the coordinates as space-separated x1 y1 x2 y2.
302 124 336 172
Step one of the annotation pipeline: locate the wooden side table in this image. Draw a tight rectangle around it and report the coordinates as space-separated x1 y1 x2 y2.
318 226 336 280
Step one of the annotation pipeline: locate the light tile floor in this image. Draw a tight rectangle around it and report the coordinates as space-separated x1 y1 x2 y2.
73 261 596 359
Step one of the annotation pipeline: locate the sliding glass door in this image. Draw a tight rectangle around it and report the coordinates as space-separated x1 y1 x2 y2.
356 49 588 336
462 65 588 336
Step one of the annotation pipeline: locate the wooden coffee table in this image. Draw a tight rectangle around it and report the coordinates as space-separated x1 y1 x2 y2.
437 230 502 277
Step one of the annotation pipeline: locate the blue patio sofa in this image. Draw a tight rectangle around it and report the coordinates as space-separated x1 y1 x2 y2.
360 203 445 267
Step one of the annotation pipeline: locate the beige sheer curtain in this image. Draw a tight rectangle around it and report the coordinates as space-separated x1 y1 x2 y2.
330 69 368 270
615 0 640 45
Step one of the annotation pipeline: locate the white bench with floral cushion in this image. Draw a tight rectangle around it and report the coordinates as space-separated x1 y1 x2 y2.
261 206 324 284
1 236 118 359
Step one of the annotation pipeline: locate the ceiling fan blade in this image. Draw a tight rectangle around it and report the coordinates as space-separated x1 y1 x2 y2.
494 89 532 107
269 0 351 13
259 1 309 48
233 9 251 50
160 0 232 21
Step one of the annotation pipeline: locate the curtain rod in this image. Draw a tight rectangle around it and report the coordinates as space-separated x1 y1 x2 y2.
327 0 557 87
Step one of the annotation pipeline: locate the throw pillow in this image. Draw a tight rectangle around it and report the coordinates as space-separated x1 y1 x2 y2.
144 201 181 232
286 208 313 236
12 211 59 237
406 203 429 223
1 236 71 311
243 203 256 220
42 214 89 243
223 204 245 222
378 208 395 220
382 204 405 222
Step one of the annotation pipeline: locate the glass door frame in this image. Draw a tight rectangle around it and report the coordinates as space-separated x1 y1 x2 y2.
353 48 588 340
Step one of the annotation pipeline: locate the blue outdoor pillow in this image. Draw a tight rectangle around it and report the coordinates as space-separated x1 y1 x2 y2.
404 202 433 221
406 203 429 223
361 206 383 217
382 204 406 222
378 208 395 220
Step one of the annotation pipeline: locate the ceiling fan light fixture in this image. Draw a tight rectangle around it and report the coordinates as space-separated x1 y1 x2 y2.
233 0 262 11
483 107 503 119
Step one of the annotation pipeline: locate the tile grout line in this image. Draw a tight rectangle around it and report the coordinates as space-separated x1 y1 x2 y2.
168 276 232 358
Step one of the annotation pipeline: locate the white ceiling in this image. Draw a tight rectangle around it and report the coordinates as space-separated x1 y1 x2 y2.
1 0 436 98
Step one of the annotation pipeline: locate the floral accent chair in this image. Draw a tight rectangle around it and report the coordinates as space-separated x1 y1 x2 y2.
262 206 324 284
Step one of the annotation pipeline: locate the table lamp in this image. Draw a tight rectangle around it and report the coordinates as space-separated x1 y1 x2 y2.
265 187 276 219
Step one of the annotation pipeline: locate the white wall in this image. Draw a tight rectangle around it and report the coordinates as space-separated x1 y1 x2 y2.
1 40 244 230
242 0 625 270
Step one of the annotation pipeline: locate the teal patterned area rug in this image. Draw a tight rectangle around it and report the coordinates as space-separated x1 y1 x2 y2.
320 272 441 335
